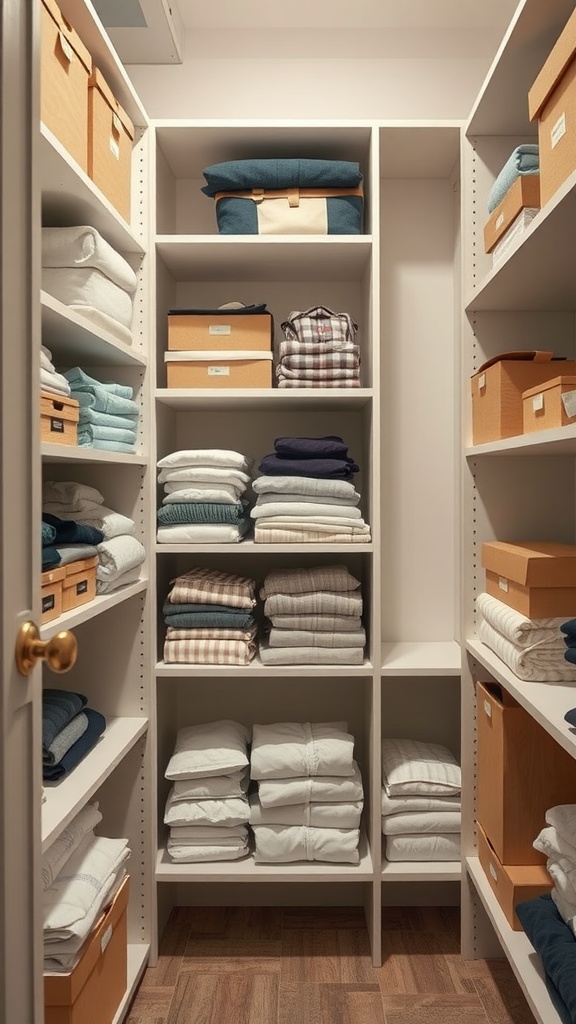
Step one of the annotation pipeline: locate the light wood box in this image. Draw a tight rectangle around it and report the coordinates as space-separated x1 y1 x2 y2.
88 69 134 222
44 876 129 1024
40 0 92 172
476 823 552 930
165 351 273 389
529 6 576 206
483 175 541 253
167 311 273 352
482 540 576 617
522 374 576 433
41 566 66 624
476 681 576 864
62 557 98 612
40 392 79 446
470 355 576 444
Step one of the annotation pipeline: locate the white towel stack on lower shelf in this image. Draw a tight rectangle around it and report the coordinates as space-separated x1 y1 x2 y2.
250 721 363 864
42 803 130 972
163 720 251 862
381 738 461 862
534 804 576 934
476 592 576 682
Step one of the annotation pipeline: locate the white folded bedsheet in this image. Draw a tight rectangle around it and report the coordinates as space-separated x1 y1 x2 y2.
255 491 360 507
252 824 360 864
169 824 248 840
164 792 250 827
41 225 137 294
43 834 130 936
249 794 363 829
165 720 250 781
381 737 461 796
166 839 249 862
259 642 364 666
96 565 142 594
478 618 576 682
69 305 134 345
384 833 461 862
43 870 127 971
250 721 355 780
157 523 249 544
251 502 362 520
42 803 102 891
170 771 249 802
161 487 245 505
257 762 364 808
268 627 366 648
476 592 566 648
159 466 252 487
382 809 461 835
381 790 461 817
42 268 134 329
252 475 359 501
96 534 146 582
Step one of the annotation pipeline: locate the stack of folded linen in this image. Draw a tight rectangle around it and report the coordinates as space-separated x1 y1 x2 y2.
258 564 365 666
476 592 576 682
156 449 253 544
250 721 362 864
40 346 71 398
277 306 361 388
534 805 576 932
41 225 138 346
381 737 461 862
163 720 250 862
42 689 106 782
43 805 130 972
252 435 370 544
42 480 146 594
63 367 139 453
163 566 258 665
42 513 103 571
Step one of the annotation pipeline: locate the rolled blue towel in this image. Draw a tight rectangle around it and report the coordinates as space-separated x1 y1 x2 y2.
77 424 137 445
64 366 133 399
74 390 139 417
487 144 539 212
78 407 138 429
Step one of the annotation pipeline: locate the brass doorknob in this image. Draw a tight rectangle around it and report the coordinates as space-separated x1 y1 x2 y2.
15 621 78 676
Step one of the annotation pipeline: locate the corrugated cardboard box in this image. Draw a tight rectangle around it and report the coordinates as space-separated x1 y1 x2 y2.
482 540 576 617
476 823 552 929
522 375 576 432
41 0 92 171
88 69 134 222
483 175 541 253
165 350 273 388
529 7 576 206
44 875 129 1024
167 310 273 352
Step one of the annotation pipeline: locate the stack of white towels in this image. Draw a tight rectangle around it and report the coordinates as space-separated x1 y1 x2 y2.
250 721 363 864
42 480 146 594
381 738 461 862
43 803 130 972
258 564 365 666
42 225 137 346
163 721 251 863
41 345 72 399
476 593 576 682
156 449 253 544
534 804 576 933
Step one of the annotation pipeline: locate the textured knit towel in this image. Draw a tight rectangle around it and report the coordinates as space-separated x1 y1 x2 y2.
42 690 88 751
157 502 249 526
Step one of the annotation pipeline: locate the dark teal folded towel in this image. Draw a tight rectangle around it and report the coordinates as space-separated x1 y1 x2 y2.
201 158 362 197
42 522 57 546
42 689 88 751
43 513 104 546
157 502 249 526
42 546 61 570
43 708 106 781
164 610 256 630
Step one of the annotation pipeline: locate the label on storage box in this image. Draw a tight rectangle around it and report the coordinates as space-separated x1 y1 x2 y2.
209 325 231 335
50 418 64 433
207 366 230 376
100 923 113 954
551 112 567 149
478 373 486 391
77 581 88 595
58 31 74 62
532 393 544 412
562 390 576 419
109 137 120 160
495 213 504 229
498 577 509 593
489 862 498 882
42 595 55 613
483 700 492 718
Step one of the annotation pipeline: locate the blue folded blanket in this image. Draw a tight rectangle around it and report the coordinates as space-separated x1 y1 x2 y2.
65 366 134 399
43 707 106 781
201 158 363 197
157 502 249 526
78 424 137 445
42 546 61 570
74 390 139 417
42 689 87 751
43 513 104 546
274 435 349 459
487 144 539 213
78 407 138 429
515 893 576 1024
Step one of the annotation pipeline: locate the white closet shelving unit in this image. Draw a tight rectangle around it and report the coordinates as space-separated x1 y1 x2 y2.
38 1 154 1017
460 1 576 1021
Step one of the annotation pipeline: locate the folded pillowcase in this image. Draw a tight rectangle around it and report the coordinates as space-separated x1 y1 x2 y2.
170 770 249 802
165 720 250 780
381 738 461 795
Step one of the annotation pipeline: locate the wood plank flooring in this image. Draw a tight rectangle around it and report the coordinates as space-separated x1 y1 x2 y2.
127 906 537 1024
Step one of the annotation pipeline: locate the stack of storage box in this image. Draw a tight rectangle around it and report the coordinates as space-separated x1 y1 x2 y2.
165 306 274 389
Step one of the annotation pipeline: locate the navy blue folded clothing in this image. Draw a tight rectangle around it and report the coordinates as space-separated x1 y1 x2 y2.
259 454 358 479
42 521 57 546
564 649 576 664
43 708 106 781
165 610 256 630
42 513 104 546
563 637 576 649
42 546 61 570
515 894 576 1023
168 304 268 315
561 619 576 638
42 689 88 751
274 435 349 459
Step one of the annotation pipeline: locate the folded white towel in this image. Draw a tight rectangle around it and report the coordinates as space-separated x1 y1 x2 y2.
157 449 253 472
258 762 364 808
534 825 576 864
250 721 355 780
43 869 127 969
249 793 362 829
41 367 71 396
171 770 249 802
43 834 129 935
43 480 104 507
157 524 249 544
545 805 576 849
164 792 249 827
159 466 252 487
165 720 250 781
96 535 146 582
476 592 566 648
385 833 461 862
42 268 134 330
478 619 576 682
169 824 248 840
42 804 102 891
161 487 244 505
96 565 142 594
41 226 137 294
252 824 360 864
381 738 461 796
382 809 461 835
381 790 461 817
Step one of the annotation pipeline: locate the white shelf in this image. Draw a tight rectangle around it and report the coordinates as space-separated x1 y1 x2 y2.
155 387 373 411
466 857 560 1024
382 859 461 881
156 657 373 678
40 581 148 640
466 638 576 761
156 541 373 554
466 424 576 457
41 291 147 368
112 945 150 1024
42 718 148 852
379 123 461 179
156 236 372 282
41 443 147 465
381 641 461 676
40 124 144 256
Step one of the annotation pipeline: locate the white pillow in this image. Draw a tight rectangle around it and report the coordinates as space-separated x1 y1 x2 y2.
165 720 250 780
157 449 253 472
382 738 461 795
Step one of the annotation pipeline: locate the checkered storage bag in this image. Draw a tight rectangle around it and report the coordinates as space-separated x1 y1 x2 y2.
281 306 358 347
277 307 361 388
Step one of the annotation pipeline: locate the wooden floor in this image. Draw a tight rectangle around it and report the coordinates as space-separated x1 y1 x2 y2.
126 905 537 1024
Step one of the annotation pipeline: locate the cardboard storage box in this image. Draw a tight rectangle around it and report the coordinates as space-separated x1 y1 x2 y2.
522 375 576 433
62 556 98 612
88 69 134 222
483 175 541 253
41 392 79 446
476 822 552 929
470 352 576 444
482 540 576 617
167 310 273 352
41 566 66 624
476 681 576 864
165 350 273 389
44 875 129 1024
529 7 576 206
41 0 92 172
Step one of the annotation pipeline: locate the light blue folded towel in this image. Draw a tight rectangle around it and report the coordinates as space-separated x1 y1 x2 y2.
78 424 137 444
64 366 134 399
78 407 138 429
487 144 539 213
74 389 139 417
80 438 136 453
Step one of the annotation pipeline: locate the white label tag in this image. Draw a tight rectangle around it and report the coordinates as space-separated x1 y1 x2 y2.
208 366 230 376
478 373 486 391
100 923 113 953
562 389 576 418
483 700 492 718
209 325 231 335
498 577 509 592
489 862 498 881
112 112 121 134
495 213 504 229
109 137 120 160
551 112 567 149
58 31 73 62
532 393 544 412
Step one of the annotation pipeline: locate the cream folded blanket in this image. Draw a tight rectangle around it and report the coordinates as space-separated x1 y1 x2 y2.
41 225 137 294
251 502 362 520
157 524 250 544
157 449 253 472
42 803 102 891
252 824 360 864
164 792 250 827
169 824 248 839
381 790 461 817
165 720 250 780
268 627 365 648
476 592 565 648
43 870 127 970
478 619 576 682
170 770 249 802
167 839 249 862
382 809 461 835
263 591 363 616
249 794 362 829
257 762 364 807
42 268 134 330
381 738 461 796
260 564 360 597
270 614 363 632
384 833 461 862
96 535 145 581
161 488 244 505
255 491 360 507
253 476 359 500
259 642 364 666
159 467 251 487
255 526 370 544
96 565 142 594
251 721 355 780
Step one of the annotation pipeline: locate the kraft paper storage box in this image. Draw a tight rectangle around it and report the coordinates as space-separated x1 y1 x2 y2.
482 539 576 617
88 69 135 223
165 350 273 389
41 565 66 624
44 875 129 1024
522 375 576 433
470 351 576 444
167 310 273 352
62 556 98 612
483 175 541 253
40 0 92 172
529 6 576 206
476 681 576 865
40 392 80 446
476 822 552 929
